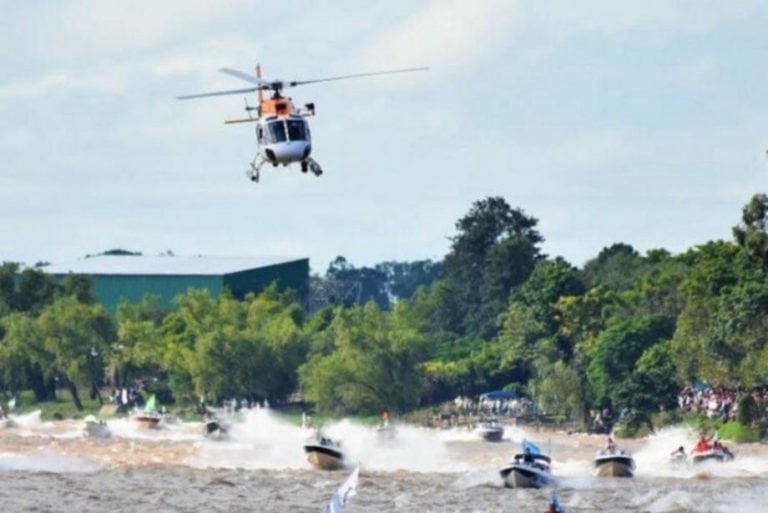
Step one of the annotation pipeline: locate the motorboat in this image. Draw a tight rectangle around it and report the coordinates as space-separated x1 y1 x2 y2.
83 415 111 438
304 433 345 470
499 438 554 489
376 410 397 440
203 418 228 440
131 394 162 429
691 446 734 464
474 419 504 442
594 448 635 477
500 452 554 488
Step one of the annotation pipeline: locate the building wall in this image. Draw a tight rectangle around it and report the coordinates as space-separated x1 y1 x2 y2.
86 274 223 310
223 258 309 304
50 258 310 311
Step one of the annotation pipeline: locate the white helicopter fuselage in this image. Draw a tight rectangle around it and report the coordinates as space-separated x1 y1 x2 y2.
256 114 312 166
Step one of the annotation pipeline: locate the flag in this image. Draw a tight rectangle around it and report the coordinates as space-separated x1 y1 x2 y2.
522 438 541 455
549 492 566 513
144 394 157 412
323 466 359 513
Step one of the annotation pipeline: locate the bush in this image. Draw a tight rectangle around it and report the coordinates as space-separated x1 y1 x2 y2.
683 413 721 434
651 409 683 429
717 421 760 443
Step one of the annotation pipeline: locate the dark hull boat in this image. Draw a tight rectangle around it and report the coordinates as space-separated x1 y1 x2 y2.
500 454 554 488
594 452 635 477
304 436 345 470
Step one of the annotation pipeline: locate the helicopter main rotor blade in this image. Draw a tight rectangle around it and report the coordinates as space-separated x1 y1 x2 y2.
219 67 269 86
286 67 429 88
177 87 258 100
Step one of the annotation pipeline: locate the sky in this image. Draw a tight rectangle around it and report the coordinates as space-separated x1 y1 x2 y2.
1 0 767 272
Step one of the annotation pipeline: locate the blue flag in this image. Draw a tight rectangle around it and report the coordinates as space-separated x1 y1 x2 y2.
522 438 541 455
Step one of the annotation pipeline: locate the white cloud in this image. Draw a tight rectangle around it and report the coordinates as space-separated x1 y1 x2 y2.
355 0 518 72
0 64 133 98
0 73 68 98
526 0 763 36
57 0 251 54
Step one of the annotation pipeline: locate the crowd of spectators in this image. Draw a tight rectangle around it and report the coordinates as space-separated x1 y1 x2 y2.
677 384 768 421
452 394 536 418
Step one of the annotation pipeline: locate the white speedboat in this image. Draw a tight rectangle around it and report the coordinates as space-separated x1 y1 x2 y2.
83 415 111 438
131 394 162 429
594 449 635 477
500 452 554 488
474 419 504 442
304 433 345 470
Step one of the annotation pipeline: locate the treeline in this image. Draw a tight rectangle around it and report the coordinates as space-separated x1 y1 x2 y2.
1 194 767 431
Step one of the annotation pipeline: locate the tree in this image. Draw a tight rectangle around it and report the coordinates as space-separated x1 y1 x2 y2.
612 341 679 430
299 302 429 414
441 197 544 338
36 297 115 409
582 243 642 291
532 360 584 423
0 312 53 400
374 260 444 300
514 257 585 335
586 315 675 408
733 193 768 268
110 295 166 387
671 241 753 383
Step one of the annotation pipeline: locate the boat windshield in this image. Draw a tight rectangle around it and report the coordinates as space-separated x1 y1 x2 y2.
267 120 287 143
286 118 308 141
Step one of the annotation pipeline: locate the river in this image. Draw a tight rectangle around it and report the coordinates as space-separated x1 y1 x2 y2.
1 409 766 512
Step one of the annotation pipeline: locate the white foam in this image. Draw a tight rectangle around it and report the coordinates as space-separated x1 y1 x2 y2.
0 448 101 473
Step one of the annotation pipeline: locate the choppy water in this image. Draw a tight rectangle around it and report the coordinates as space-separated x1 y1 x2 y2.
1 409 766 512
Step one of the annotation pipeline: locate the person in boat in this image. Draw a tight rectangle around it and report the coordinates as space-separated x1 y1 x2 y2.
694 434 711 453
670 446 686 461
523 445 535 463
603 436 618 454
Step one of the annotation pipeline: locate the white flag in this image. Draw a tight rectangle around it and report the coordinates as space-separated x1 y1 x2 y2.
323 466 359 513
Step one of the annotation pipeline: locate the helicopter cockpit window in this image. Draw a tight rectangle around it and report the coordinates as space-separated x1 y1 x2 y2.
267 120 287 143
286 119 308 142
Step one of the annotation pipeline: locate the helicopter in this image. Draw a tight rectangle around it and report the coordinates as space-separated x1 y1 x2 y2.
177 64 428 183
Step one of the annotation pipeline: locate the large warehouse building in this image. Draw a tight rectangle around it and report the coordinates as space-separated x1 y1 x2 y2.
45 255 309 310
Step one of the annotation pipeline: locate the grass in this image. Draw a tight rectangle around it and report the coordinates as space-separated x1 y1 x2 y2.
11 389 103 421
6 389 386 425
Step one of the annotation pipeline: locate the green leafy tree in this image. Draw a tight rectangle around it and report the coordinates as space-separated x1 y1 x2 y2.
612 341 679 430
441 196 543 338
532 360 584 423
733 193 768 268
587 315 675 408
36 297 115 409
300 302 429 414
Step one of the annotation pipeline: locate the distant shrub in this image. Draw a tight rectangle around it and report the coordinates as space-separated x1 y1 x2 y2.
683 413 721 434
652 409 683 429
717 421 759 443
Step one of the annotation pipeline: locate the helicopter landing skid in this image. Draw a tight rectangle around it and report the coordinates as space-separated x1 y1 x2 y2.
247 156 265 183
305 158 323 177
